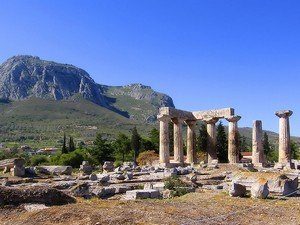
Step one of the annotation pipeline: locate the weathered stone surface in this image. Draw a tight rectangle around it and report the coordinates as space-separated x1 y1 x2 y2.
102 161 114 173
11 165 25 177
268 175 298 196
226 116 241 164
251 180 269 199
229 182 246 197
80 161 93 175
172 118 184 164
125 172 134 180
89 174 98 181
125 189 160 200
113 185 132 194
90 186 116 198
204 118 219 163
52 181 77 190
186 120 197 165
70 183 91 198
96 174 110 183
0 186 76 206
275 110 293 165
252 120 265 166
158 115 170 166
35 166 72 175
0 158 25 169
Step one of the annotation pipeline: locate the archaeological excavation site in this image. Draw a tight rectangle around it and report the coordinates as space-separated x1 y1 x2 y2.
1 106 300 225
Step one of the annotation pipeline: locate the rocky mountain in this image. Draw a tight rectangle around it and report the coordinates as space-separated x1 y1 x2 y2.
0 55 174 122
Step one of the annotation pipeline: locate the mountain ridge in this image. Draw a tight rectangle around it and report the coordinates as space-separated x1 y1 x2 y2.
0 55 174 122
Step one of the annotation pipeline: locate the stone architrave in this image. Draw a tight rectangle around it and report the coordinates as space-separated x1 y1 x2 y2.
252 120 265 166
157 115 170 166
186 120 197 164
172 118 184 165
226 116 241 164
204 117 219 164
275 110 293 166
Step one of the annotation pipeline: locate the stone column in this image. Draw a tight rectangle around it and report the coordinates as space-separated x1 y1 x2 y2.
226 116 241 164
252 120 264 166
275 110 293 165
158 115 170 166
172 118 184 165
204 117 219 164
186 120 197 164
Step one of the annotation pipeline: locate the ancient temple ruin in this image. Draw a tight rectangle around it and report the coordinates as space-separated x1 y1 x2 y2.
157 107 241 166
158 107 294 168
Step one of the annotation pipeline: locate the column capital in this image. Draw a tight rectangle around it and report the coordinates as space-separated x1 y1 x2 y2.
203 117 219 124
171 117 185 124
185 120 197 126
157 114 170 122
226 115 241 123
275 110 293 118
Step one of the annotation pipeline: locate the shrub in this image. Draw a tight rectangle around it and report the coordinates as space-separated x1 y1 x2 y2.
136 150 158 166
58 150 84 168
164 175 190 197
30 155 49 166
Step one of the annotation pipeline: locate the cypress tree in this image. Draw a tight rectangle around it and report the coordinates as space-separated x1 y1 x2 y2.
216 121 228 163
197 123 208 152
263 132 271 156
131 127 141 164
62 133 68 154
69 136 75 152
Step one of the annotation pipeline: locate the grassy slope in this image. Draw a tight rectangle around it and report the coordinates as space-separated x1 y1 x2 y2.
0 98 155 148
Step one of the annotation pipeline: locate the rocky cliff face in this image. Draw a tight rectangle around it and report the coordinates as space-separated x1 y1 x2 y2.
0 56 107 106
0 55 174 122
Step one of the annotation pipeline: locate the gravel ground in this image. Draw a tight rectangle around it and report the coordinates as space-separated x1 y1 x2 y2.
1 190 300 225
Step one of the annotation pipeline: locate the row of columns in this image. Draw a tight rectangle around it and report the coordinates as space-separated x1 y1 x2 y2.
158 115 241 166
251 110 293 167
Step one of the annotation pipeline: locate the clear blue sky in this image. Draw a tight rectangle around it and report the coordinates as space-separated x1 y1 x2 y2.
1 0 300 135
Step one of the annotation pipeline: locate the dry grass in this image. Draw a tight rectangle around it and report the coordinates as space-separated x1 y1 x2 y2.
1 191 300 225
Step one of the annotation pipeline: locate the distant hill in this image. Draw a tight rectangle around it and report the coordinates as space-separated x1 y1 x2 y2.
0 55 174 123
0 55 298 149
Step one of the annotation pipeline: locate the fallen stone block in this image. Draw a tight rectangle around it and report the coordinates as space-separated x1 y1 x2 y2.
125 189 160 200
229 182 246 197
103 161 114 173
268 175 298 196
35 166 73 175
96 174 110 183
251 179 269 199
0 186 76 206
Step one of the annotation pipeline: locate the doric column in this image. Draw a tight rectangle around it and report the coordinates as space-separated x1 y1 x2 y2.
252 120 265 166
226 116 241 164
275 110 293 165
186 120 197 164
157 115 170 166
204 117 219 164
172 118 184 165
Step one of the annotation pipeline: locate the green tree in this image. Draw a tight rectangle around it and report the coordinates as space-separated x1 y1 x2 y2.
149 128 159 152
88 133 114 165
216 121 228 163
263 132 271 156
114 133 131 162
197 123 208 152
291 141 300 160
131 127 141 164
68 136 76 152
62 133 68 154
